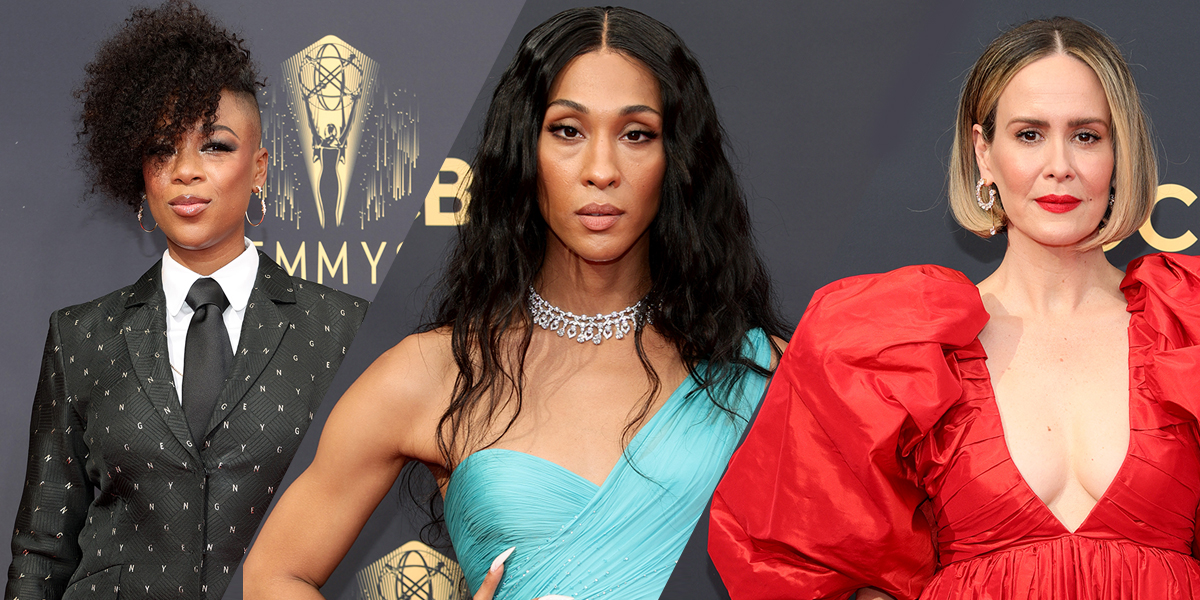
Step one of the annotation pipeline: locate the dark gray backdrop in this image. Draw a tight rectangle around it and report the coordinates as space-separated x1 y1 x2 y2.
5 1 1200 599
280 2 1200 599
0 0 526 596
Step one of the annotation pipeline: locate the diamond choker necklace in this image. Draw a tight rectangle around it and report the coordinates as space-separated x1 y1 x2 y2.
527 286 648 345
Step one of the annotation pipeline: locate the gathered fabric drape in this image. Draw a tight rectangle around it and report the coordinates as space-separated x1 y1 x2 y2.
447 329 773 600
711 254 1200 599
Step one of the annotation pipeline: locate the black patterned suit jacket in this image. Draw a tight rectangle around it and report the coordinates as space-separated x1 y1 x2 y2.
6 253 367 600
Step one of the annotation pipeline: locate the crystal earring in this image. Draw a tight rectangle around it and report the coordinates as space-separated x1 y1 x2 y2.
976 178 996 211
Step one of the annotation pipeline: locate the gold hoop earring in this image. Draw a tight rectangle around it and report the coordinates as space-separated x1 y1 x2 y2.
246 187 266 227
138 195 157 232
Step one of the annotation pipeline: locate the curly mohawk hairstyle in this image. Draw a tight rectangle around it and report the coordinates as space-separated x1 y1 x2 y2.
77 0 263 211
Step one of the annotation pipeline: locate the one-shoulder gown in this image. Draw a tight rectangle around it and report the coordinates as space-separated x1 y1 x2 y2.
446 329 773 600
710 254 1200 599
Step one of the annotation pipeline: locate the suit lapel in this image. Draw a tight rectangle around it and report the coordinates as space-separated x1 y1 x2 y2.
123 262 201 463
204 253 296 438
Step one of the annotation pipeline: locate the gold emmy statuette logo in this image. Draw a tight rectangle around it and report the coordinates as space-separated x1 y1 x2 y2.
356 540 468 600
256 35 418 293
265 35 419 231
286 35 375 228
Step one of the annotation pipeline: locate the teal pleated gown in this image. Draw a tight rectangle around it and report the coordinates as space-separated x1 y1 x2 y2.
444 329 772 600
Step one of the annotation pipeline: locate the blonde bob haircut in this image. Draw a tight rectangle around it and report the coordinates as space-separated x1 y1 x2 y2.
949 16 1156 250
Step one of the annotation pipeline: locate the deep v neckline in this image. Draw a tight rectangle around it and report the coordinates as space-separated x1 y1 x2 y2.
447 370 696 494
975 304 1135 536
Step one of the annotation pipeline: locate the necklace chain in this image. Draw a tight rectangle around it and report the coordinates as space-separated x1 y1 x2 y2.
527 286 648 345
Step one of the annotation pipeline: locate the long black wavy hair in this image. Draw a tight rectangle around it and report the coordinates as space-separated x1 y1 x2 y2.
424 6 789 469
77 0 262 210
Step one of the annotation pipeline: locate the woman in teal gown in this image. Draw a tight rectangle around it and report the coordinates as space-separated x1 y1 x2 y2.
244 6 788 600
445 329 776 599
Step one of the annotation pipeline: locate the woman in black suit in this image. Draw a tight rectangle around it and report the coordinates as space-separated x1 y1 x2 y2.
5 2 366 598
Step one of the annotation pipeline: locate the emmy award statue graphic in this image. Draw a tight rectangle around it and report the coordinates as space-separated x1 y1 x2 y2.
257 34 418 297
283 36 378 228
355 541 468 600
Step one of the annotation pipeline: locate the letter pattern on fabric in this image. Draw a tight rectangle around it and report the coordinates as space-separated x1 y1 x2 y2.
7 253 367 600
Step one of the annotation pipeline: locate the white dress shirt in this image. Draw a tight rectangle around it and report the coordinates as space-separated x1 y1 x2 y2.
162 238 260 401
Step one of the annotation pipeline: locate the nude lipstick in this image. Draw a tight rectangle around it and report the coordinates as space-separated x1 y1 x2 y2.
168 194 211 217
1035 194 1082 214
577 203 622 231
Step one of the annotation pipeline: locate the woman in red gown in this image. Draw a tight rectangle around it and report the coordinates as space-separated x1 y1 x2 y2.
709 16 1200 600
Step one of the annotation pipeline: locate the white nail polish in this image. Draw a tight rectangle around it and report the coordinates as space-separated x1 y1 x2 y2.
490 546 516 573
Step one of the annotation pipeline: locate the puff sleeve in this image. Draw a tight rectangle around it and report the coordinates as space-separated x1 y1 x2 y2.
709 265 989 600
1123 253 1200 413
7 314 93 600
1120 253 1200 561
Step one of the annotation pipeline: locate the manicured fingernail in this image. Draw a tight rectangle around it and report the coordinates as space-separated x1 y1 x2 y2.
490 546 516 573
539 596 575 600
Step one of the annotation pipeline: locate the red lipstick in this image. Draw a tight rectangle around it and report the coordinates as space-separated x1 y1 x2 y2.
168 194 211 218
577 203 622 231
1035 194 1082 214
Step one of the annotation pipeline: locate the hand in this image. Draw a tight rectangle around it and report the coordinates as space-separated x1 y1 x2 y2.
473 547 514 600
472 547 574 600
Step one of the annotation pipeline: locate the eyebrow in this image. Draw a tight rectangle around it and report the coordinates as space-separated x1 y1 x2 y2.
620 104 661 117
546 99 661 117
1008 117 1109 128
211 124 241 139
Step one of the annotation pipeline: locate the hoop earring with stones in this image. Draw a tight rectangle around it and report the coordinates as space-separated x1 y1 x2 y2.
138 194 157 233
976 177 997 211
977 178 1003 235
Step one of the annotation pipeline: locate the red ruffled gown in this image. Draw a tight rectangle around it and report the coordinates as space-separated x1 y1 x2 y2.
709 253 1200 599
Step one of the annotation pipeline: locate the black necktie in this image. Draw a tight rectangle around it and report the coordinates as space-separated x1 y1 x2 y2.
183 278 232 445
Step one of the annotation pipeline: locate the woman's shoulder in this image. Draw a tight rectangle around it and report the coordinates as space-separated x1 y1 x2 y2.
52 286 135 318
1121 253 1200 423
780 265 989 433
368 328 456 403
45 266 158 335
811 264 976 305
288 279 369 315
1122 252 1200 343
799 264 988 353
735 328 786 371
1122 252 1200 298
257 253 369 312
330 328 455 465
383 328 456 376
